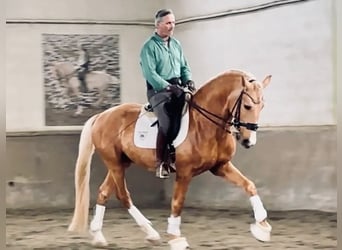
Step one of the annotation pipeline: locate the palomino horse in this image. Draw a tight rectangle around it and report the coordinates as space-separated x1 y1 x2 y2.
68 69 272 250
54 62 119 116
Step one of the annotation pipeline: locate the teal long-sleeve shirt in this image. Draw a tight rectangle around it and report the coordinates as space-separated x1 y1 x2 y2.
140 33 192 92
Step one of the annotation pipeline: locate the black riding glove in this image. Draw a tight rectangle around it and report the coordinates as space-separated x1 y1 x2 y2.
166 85 183 97
186 80 196 92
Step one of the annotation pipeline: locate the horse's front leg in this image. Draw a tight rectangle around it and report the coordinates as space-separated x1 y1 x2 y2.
73 92 83 116
93 90 105 108
167 174 192 250
68 84 83 116
210 161 272 242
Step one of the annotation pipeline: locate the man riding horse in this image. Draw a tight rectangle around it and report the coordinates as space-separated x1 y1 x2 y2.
140 9 196 179
78 44 90 93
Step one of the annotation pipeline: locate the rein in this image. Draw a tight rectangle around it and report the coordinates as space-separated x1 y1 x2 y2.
189 90 259 133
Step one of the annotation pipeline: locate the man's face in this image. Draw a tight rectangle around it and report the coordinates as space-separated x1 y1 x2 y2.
156 14 175 38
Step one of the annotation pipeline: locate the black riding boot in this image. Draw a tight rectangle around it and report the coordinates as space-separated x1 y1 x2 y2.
80 79 88 93
155 130 169 179
78 71 88 93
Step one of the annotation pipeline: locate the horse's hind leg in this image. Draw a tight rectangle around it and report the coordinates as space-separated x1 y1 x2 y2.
90 157 160 246
106 165 161 244
89 171 115 246
210 161 272 242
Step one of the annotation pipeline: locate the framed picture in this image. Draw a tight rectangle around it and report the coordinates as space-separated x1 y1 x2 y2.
42 34 120 126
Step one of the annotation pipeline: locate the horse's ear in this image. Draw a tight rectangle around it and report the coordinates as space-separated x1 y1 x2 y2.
262 75 272 88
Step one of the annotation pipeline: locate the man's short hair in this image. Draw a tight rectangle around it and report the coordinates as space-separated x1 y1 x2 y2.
155 9 173 26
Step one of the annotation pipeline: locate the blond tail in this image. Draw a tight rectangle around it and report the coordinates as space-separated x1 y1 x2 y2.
68 114 98 233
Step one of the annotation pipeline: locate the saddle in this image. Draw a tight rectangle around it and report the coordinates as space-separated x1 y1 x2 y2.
134 102 190 172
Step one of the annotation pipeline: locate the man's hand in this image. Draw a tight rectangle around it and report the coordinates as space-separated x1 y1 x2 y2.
166 85 183 97
186 80 196 92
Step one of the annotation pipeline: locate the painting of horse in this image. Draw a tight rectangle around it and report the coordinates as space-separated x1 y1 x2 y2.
54 61 119 116
67 69 272 250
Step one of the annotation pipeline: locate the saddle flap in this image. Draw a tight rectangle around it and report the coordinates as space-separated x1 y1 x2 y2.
133 105 189 149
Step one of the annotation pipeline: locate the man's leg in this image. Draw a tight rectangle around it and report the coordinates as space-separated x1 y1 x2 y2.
148 91 172 179
155 129 170 178
167 94 185 139
78 69 88 92
165 95 185 171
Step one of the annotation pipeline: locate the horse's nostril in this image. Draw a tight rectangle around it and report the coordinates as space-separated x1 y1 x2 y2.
242 139 250 148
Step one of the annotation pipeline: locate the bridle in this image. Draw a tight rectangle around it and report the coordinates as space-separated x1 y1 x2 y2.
189 89 261 134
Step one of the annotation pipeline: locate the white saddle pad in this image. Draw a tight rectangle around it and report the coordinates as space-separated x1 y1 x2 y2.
133 107 189 149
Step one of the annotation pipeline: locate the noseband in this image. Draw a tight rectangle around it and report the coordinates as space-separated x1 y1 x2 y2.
190 90 260 133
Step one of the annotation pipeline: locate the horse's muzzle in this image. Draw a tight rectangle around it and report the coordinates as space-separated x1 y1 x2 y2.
241 139 252 148
234 133 255 149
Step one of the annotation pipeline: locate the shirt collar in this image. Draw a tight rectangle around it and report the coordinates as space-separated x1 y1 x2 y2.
153 33 171 44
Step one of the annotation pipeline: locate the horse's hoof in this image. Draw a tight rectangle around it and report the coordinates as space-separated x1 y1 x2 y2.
168 237 190 250
145 230 161 245
89 230 108 246
250 221 272 242
91 239 108 247
145 237 161 246
140 224 161 245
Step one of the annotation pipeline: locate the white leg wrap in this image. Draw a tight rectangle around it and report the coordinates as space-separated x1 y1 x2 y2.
90 204 106 232
128 205 151 226
167 215 181 236
250 195 267 222
128 205 160 242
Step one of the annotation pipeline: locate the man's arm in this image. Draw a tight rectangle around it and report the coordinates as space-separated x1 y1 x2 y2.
140 44 169 91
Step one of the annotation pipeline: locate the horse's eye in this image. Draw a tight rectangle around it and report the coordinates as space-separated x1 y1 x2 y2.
244 105 252 110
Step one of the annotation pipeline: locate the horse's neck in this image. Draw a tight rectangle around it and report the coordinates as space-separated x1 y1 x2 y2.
59 62 77 75
193 76 240 116
188 73 244 140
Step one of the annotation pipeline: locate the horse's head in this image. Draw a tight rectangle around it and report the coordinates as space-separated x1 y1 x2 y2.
190 70 271 149
230 74 271 148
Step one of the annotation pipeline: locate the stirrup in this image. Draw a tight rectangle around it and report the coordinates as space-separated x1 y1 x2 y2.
155 164 169 179
169 162 176 172
144 103 153 112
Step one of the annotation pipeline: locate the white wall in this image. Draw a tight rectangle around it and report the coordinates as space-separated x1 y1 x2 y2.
6 0 336 131
6 0 158 21
173 0 335 126
5 24 151 131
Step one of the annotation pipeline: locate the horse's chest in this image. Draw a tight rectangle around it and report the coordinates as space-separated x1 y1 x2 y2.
216 139 236 162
